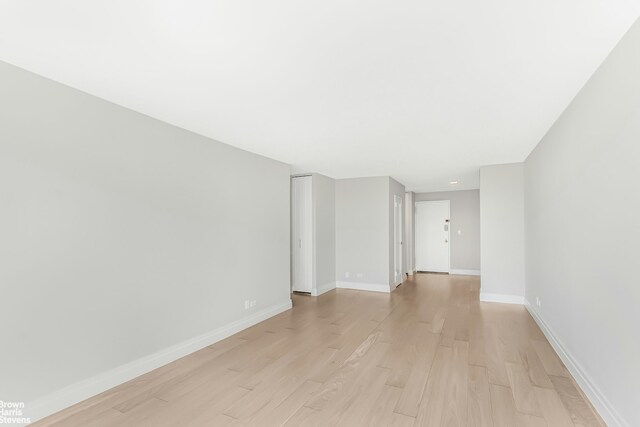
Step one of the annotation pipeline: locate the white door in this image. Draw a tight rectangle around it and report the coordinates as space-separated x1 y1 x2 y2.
292 176 313 293
394 195 403 286
415 200 450 273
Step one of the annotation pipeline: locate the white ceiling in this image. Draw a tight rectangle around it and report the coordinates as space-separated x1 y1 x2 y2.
1 1 639 192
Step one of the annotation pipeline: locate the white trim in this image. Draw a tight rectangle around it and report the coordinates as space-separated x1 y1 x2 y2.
311 281 336 296
449 269 481 276
336 281 390 293
26 299 293 424
479 292 524 304
525 301 626 427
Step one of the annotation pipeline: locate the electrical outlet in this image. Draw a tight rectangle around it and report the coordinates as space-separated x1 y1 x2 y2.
244 300 250 310
250 300 256 308
536 297 541 308
357 273 363 279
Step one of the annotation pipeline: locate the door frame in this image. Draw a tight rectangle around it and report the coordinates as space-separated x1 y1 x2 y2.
393 195 403 287
415 200 450 273
291 175 314 293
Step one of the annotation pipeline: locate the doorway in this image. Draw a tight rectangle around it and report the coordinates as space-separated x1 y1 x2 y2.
393 195 403 286
291 175 313 293
415 200 450 273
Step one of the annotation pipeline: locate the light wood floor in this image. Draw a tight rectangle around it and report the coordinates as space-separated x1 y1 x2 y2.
35 274 604 426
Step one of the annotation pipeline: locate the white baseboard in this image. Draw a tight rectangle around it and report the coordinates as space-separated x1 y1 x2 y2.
450 269 481 276
26 299 293 424
311 281 336 296
479 292 525 305
525 301 626 427
336 281 390 293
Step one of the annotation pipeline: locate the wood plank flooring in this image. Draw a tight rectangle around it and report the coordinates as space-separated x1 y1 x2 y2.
34 273 604 426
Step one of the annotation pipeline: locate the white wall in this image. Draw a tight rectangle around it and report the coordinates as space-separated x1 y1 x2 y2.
0 61 292 420
415 189 480 273
404 192 415 274
389 178 406 286
479 164 525 302
335 176 391 292
311 173 336 295
524 18 640 427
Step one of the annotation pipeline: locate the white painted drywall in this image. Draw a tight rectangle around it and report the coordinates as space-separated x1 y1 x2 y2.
335 177 390 289
0 61 291 418
389 178 406 287
415 190 480 272
479 164 525 300
312 173 336 294
524 18 640 427
404 192 415 274
3 1 639 193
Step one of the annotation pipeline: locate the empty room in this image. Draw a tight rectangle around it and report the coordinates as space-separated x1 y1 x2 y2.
1 1 639 426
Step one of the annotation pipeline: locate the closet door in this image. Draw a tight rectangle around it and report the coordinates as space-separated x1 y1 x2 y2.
292 176 313 293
